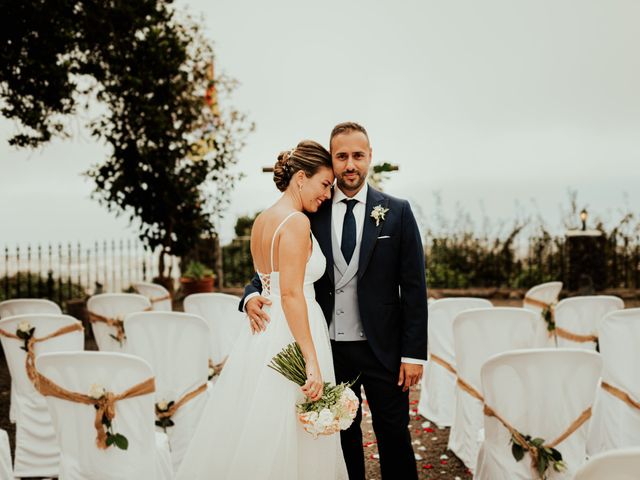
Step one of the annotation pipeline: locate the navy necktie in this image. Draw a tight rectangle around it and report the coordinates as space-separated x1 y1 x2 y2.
341 199 358 264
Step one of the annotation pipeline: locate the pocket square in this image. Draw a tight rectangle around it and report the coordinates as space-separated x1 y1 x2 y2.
377 235 391 239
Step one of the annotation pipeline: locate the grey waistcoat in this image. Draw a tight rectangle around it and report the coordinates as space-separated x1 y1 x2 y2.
328 216 367 341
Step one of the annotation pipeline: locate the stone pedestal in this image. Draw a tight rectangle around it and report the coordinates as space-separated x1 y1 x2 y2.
565 230 606 292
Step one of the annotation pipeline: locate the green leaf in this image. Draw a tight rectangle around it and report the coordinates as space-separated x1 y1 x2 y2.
550 447 563 462
511 442 524 462
106 435 115 447
114 433 128 450
531 437 545 447
537 454 548 478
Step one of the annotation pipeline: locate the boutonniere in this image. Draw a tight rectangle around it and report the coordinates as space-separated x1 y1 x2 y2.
370 205 389 226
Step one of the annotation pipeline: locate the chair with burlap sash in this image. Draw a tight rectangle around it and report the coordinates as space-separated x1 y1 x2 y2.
132 282 173 312
0 298 63 424
87 293 152 351
183 293 245 377
553 295 623 351
574 446 640 480
0 313 84 478
475 349 602 480
124 311 211 472
418 298 492 428
587 308 640 455
523 281 563 347
448 307 543 472
35 351 173 480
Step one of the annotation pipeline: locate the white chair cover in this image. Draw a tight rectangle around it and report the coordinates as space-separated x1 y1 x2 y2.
35 351 173 480
0 298 62 424
0 313 84 478
554 295 624 350
575 447 640 480
86 293 151 351
183 293 246 365
124 311 210 473
587 308 640 455
476 349 602 479
418 297 493 427
132 282 172 311
448 307 544 472
0 428 12 480
523 281 563 347
0 298 62 318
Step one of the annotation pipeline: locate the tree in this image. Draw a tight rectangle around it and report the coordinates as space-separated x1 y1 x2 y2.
1 1 253 280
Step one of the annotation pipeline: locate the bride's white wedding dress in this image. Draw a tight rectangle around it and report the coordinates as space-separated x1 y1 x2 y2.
176 212 347 479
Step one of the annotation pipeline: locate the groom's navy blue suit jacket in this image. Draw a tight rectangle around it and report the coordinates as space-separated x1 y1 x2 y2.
241 186 428 373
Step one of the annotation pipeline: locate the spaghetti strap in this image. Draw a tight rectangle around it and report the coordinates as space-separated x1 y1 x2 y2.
270 211 304 271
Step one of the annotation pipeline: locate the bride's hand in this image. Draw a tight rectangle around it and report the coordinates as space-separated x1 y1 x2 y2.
301 359 323 402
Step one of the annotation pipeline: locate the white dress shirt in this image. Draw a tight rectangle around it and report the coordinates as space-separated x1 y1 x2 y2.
332 182 368 246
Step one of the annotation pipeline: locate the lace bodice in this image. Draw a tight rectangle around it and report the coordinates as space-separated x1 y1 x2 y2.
257 212 326 298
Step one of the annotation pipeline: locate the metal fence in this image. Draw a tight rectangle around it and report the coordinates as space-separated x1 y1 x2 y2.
3 234 638 302
1 240 181 305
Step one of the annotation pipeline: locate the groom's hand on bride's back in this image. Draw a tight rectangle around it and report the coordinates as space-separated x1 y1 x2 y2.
246 295 272 333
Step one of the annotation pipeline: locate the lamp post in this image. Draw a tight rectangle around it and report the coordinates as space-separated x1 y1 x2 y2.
580 209 588 231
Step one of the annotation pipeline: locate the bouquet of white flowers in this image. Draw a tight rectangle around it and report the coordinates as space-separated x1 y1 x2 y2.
269 343 359 438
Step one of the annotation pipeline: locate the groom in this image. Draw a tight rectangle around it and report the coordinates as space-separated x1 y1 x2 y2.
242 122 428 479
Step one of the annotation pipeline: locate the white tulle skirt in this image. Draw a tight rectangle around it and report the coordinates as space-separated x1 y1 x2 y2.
176 294 348 480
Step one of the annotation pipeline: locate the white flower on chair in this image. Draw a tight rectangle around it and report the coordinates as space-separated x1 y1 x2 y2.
370 205 389 227
88 383 106 400
17 320 32 334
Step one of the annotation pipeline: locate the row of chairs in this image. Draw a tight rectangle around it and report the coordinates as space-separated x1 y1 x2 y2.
0 290 246 479
417 282 639 477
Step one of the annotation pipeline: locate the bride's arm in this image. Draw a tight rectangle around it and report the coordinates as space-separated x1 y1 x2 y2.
278 214 324 401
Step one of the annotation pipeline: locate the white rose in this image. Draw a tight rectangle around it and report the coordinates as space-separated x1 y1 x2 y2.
88 383 106 400
208 366 216 378
17 320 31 334
317 408 334 429
338 415 354 430
157 400 169 411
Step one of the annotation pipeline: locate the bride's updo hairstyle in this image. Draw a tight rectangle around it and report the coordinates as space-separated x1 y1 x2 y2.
273 140 332 192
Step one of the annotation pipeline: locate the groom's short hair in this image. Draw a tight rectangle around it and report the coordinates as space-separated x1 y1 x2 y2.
330 122 369 150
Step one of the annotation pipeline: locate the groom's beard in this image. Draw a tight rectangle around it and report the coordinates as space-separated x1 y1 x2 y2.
336 170 365 193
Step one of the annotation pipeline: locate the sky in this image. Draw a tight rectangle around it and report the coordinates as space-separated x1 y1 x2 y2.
2 0 640 248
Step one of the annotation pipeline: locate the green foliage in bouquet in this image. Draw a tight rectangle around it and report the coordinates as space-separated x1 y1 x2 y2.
268 342 358 412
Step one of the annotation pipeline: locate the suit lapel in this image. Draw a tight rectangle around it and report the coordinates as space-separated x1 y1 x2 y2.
358 186 387 280
311 199 334 283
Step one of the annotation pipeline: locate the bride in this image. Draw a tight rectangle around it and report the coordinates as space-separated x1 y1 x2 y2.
176 140 348 479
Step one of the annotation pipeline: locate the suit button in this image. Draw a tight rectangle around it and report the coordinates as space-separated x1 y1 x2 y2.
359 332 364 337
